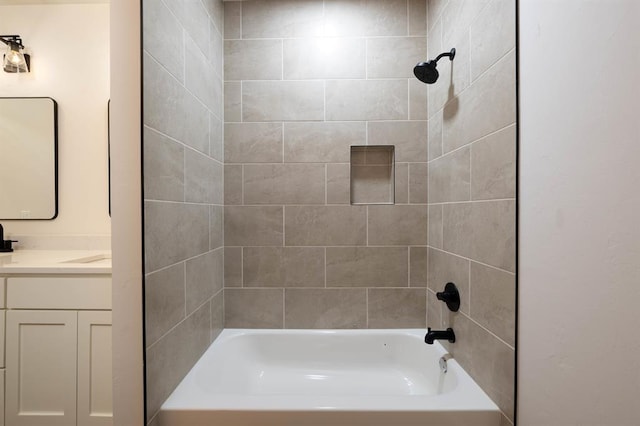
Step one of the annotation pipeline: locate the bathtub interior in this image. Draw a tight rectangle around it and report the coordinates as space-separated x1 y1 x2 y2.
192 329 458 396
161 329 499 416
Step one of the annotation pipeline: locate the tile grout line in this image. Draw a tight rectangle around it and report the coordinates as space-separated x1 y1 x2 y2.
324 247 327 289
365 288 369 328
183 261 187 319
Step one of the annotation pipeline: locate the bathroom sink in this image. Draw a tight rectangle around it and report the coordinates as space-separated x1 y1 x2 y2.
62 254 111 264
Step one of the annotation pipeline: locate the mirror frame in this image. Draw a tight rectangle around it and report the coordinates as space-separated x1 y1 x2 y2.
0 96 59 220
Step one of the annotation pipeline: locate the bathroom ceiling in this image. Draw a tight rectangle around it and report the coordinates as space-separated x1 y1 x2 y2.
0 0 108 4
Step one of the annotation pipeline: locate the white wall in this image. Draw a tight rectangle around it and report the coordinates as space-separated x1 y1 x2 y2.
0 4 111 238
109 0 143 423
519 1 640 424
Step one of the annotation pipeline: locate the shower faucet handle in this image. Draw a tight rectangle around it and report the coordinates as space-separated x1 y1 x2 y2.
436 282 460 312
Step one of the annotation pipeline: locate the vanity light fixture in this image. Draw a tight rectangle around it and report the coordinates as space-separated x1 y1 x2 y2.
0 35 30 73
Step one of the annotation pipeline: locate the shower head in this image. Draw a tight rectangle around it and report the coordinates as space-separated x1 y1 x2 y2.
413 48 456 84
413 60 439 84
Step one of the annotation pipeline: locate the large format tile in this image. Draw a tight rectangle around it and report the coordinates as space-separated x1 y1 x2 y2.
185 36 218 113
441 0 490 48
409 163 429 203
470 261 515 346
285 206 367 246
224 165 242 205
394 163 409 204
210 290 224 342
427 248 470 314
202 0 224 38
326 163 351 204
243 164 326 204
225 40 283 81
324 0 408 37
224 247 242 287
146 303 210 421
163 0 211 60
224 289 284 328
471 124 516 200
144 53 209 154
145 263 185 346
428 111 443 160
224 82 241 122
427 11 442 58
367 37 427 79
428 146 471 203
185 149 223 204
223 1 241 39
326 80 408 121
409 79 429 120
143 0 184 81
443 312 515 421
243 81 325 122
143 127 184 202
326 247 408 287
285 289 366 328
210 113 223 162
427 289 442 328
224 123 283 163
469 0 515 81
443 200 516 272
210 205 223 250
409 0 427 35
428 34 470 116
242 0 324 38
368 205 428 246
243 247 325 287
225 206 284 246
284 122 365 163
410 246 429 287
368 288 427 328
210 19 224 79
144 201 209 272
427 0 448 31
427 204 443 248
284 38 365 80
185 249 223 315
443 50 516 152
367 121 428 162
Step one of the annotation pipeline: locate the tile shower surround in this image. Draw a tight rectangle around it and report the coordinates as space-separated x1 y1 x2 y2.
143 0 225 423
142 0 516 424
223 0 430 333
426 0 516 423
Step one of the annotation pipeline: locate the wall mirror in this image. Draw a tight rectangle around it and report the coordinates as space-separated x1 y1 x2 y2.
0 97 58 220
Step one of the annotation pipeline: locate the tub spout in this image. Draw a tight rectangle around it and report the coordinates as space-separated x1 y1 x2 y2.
424 327 455 345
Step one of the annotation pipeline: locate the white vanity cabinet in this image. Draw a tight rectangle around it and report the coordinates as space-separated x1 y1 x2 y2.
2 275 113 426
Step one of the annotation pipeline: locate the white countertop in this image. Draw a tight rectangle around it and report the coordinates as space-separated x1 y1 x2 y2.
0 250 112 274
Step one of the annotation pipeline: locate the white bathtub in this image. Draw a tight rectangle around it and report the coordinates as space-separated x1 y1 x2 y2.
159 329 500 426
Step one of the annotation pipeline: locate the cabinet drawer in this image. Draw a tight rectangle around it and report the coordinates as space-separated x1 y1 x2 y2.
7 276 111 309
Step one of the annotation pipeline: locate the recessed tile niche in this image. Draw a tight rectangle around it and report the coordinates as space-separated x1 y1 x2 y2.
350 146 395 205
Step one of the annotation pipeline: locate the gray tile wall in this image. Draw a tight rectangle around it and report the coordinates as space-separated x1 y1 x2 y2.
142 0 225 423
223 0 429 331
426 0 516 423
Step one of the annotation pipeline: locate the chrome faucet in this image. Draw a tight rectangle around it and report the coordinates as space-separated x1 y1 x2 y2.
424 327 456 344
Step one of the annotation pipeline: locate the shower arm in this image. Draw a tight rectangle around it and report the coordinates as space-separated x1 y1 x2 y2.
433 48 456 64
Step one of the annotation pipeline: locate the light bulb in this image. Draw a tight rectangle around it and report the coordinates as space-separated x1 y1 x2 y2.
3 42 29 73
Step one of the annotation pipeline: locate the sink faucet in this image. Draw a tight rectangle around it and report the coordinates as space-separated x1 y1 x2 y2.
0 224 17 252
424 327 456 344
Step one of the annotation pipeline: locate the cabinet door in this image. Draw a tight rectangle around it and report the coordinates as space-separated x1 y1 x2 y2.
77 311 113 426
5 310 77 426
